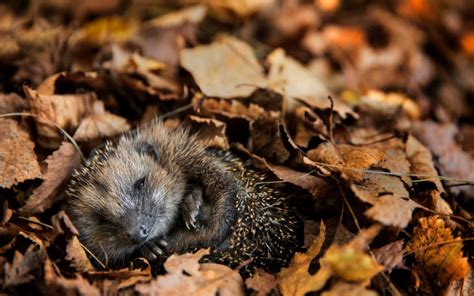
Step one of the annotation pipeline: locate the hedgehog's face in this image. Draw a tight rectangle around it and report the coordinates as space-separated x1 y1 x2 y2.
68 138 187 266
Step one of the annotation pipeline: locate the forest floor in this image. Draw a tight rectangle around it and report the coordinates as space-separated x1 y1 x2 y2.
0 1 473 295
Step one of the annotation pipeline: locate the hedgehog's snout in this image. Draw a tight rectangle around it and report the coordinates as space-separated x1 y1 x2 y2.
130 224 150 244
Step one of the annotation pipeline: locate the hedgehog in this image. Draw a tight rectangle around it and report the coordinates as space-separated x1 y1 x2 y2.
66 120 301 274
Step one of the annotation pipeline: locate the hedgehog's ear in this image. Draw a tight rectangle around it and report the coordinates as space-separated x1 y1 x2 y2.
137 141 159 161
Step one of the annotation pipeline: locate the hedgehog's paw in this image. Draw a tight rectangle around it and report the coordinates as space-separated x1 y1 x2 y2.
142 239 168 261
183 186 203 230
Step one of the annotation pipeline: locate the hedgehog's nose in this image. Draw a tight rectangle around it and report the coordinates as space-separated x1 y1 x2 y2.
132 224 149 243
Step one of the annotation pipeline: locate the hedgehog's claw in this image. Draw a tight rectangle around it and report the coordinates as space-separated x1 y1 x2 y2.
183 186 203 230
142 238 167 261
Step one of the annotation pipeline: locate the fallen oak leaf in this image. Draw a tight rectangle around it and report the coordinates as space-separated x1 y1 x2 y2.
19 142 81 215
0 118 42 188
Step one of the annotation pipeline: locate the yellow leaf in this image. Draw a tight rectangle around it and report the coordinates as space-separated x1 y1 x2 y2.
321 245 383 282
80 16 136 45
406 216 470 291
278 222 328 296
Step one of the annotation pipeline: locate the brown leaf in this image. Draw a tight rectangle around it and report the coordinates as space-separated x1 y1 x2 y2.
406 216 470 293
278 222 329 295
0 92 27 114
180 35 267 98
135 249 244 296
185 116 229 149
3 245 45 287
24 86 95 149
44 259 101 295
20 142 81 215
146 4 207 27
351 174 419 228
245 268 277 296
205 0 274 18
413 121 474 199
373 240 405 272
73 101 130 141
249 117 290 163
405 135 452 215
266 48 356 119
0 118 42 188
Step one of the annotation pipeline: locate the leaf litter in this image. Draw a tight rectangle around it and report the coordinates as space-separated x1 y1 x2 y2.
0 1 473 295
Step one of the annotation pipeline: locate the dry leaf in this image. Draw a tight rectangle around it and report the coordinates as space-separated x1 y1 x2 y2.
186 116 229 149
245 268 277 296
405 135 453 215
278 222 329 296
73 101 130 141
25 86 95 149
0 118 42 188
205 0 274 18
146 4 207 27
0 93 27 114
266 49 336 114
406 216 470 293
358 90 421 119
373 240 405 272
75 16 137 45
3 245 45 287
180 35 266 98
320 226 383 282
321 282 377 296
135 249 244 296
19 142 81 215
44 259 101 295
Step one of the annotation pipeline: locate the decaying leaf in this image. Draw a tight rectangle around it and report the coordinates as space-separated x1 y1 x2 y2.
20 142 81 215
44 259 100 295
0 118 42 188
186 116 229 149
24 86 95 149
322 241 382 282
278 222 329 295
373 240 405 272
0 92 27 114
135 249 244 296
245 268 277 296
3 244 45 287
406 216 470 293
180 35 266 98
267 48 355 119
321 282 377 296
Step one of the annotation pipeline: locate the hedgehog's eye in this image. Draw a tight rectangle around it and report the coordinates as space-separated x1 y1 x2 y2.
134 177 146 190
